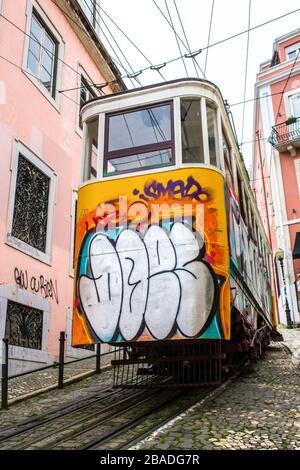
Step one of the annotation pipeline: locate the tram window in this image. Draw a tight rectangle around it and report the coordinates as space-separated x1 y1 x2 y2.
237 172 246 222
181 99 204 163
206 105 218 166
244 196 249 225
107 149 173 173
223 131 234 188
104 102 174 175
83 117 98 181
251 210 254 231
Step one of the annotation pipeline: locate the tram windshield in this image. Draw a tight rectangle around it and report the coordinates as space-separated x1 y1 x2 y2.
104 102 174 175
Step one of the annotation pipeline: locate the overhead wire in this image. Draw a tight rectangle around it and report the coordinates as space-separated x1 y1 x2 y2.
239 137 269 146
2 6 300 98
70 5 299 91
49 0 124 90
240 0 252 147
274 47 300 124
0 53 81 106
204 0 214 76
97 2 166 82
0 11 99 92
164 0 188 77
82 0 140 87
172 0 199 78
229 92 283 107
152 0 205 78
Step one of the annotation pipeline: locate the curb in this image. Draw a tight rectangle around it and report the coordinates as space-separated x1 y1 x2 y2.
5 364 112 407
281 342 300 372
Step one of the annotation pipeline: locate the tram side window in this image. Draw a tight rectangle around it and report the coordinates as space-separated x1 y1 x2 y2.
206 105 218 166
237 172 246 222
83 117 98 181
104 102 174 175
181 99 204 163
223 131 234 188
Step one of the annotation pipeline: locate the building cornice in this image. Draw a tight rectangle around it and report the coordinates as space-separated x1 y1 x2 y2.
255 64 300 89
273 28 300 48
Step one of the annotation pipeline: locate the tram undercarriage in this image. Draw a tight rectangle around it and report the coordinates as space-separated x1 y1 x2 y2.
111 308 275 389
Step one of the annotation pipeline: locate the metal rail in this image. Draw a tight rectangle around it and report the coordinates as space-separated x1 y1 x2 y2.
269 117 300 146
1 332 123 410
83 358 251 450
0 355 253 451
0 375 167 449
0 386 123 443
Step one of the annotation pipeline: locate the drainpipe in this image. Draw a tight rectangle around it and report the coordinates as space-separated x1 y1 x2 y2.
256 130 279 325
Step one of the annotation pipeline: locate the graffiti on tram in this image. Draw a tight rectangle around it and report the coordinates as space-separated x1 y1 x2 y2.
72 168 230 345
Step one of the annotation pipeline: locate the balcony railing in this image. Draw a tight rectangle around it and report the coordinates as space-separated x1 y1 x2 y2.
269 117 300 149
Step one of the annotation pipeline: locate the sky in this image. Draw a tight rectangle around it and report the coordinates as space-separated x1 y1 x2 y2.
98 0 300 168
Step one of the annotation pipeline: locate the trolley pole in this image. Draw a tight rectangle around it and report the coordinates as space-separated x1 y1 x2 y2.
1 338 9 410
96 343 101 373
58 331 65 389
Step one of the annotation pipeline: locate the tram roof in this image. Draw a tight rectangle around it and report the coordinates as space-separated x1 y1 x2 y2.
82 77 226 109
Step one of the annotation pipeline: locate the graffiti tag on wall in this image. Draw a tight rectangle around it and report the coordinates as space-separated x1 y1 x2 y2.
14 267 59 304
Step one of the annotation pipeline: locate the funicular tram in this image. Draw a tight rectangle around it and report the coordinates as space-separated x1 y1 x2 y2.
72 78 277 388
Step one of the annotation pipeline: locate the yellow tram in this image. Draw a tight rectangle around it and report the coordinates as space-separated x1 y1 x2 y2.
72 79 276 386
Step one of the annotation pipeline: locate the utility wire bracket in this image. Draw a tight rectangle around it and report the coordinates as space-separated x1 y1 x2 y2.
95 82 109 90
127 70 143 79
150 63 166 71
185 49 202 58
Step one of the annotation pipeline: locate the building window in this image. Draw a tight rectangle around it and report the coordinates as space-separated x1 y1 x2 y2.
295 159 300 198
181 99 204 164
79 0 99 30
5 300 43 350
290 93 300 118
104 102 174 175
79 75 97 129
7 141 57 264
285 42 300 61
11 155 49 252
27 10 58 98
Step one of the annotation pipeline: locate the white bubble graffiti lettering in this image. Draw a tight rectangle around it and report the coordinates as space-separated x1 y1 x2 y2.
78 222 216 342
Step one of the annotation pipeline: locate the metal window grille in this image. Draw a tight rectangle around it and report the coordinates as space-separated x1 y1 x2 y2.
5 300 43 350
11 154 50 252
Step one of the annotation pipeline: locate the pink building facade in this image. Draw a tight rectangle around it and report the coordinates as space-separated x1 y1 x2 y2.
0 0 124 373
251 29 300 326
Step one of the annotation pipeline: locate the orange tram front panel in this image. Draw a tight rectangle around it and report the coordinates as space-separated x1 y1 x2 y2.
72 167 231 346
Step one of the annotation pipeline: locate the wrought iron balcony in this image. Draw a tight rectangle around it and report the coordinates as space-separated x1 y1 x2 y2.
269 117 300 154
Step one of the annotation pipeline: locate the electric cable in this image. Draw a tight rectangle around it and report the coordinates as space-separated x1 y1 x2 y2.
204 0 214 76
98 2 166 82
240 0 252 147
164 0 188 77
172 0 199 78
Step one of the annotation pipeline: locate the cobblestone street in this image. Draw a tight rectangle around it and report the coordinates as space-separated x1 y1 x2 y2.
0 329 299 450
133 340 300 450
0 367 115 427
